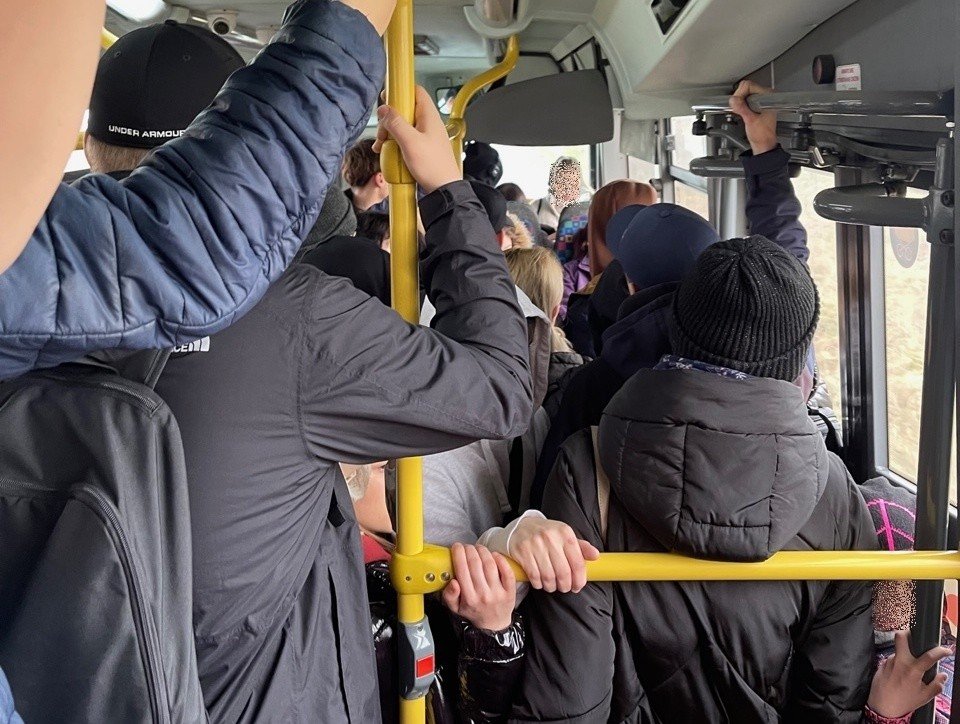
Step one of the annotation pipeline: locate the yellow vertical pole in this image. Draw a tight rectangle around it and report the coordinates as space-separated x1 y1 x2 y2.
383 2 426 723
101 27 118 49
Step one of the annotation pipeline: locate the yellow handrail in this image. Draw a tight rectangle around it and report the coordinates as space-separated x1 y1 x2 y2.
446 35 520 171
391 545 960 596
382 3 426 723
101 27 118 49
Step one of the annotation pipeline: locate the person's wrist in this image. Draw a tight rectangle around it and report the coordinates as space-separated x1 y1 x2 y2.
472 613 513 633
421 168 461 195
749 135 778 155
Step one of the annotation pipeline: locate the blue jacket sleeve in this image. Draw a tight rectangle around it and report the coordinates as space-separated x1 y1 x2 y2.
742 146 809 263
0 665 23 724
0 0 384 378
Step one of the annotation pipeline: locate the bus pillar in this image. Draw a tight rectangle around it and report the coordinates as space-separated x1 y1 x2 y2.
912 137 955 724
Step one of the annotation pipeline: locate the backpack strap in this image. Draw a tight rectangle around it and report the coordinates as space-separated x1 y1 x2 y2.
591 426 610 545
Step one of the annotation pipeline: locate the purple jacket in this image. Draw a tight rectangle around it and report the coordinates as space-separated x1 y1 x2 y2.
531 146 809 507
560 256 591 320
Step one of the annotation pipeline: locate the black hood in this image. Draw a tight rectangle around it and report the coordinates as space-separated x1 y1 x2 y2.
82 349 171 388
598 368 828 561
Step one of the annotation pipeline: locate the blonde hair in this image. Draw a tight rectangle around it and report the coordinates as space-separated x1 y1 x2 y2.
504 211 533 250
505 247 573 353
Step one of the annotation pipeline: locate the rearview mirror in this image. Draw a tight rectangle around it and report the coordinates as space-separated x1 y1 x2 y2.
435 86 461 115
464 70 614 146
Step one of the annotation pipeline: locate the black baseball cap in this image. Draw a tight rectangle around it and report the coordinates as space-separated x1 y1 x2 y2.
88 21 244 149
469 181 510 233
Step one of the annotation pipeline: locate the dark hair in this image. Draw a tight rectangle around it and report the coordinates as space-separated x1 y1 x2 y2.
342 139 381 188
356 211 390 245
497 183 526 203
571 227 589 261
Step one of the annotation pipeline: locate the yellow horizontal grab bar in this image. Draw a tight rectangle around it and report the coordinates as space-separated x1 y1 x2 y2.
390 546 960 595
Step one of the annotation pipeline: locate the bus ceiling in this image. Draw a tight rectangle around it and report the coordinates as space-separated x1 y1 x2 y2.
105 0 954 115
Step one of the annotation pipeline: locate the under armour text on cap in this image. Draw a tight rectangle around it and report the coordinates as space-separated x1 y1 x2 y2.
88 20 245 149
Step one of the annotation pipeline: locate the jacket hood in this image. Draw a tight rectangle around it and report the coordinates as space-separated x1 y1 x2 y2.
598 368 828 561
598 282 677 378
81 349 171 388
300 186 357 255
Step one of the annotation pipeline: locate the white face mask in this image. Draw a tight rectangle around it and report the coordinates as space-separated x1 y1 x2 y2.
340 464 371 501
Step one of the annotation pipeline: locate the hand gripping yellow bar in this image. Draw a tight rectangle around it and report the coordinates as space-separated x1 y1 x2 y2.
447 35 520 171
382 3 428 723
391 545 960 596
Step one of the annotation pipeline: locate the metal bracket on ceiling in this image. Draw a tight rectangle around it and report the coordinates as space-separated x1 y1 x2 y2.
813 138 954 241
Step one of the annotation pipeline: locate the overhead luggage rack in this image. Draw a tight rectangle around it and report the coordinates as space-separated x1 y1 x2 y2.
692 90 953 118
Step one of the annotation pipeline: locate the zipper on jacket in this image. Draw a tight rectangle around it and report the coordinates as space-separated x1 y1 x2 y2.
74 486 168 724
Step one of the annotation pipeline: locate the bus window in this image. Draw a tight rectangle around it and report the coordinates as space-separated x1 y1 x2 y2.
878 194 956 493
674 181 708 223
627 156 658 186
793 168 843 411
669 115 706 171
491 144 593 201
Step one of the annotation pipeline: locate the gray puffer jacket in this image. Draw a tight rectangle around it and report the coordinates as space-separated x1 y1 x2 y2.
511 368 876 723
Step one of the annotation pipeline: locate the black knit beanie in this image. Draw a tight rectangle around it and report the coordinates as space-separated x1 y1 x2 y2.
667 236 820 381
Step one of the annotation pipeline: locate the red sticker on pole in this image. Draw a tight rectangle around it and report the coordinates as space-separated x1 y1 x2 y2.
415 654 435 679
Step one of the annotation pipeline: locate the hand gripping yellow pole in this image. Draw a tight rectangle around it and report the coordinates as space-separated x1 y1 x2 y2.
382 3 428 723
447 35 520 171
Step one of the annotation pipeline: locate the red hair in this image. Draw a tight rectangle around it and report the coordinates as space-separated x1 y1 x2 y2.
587 180 658 276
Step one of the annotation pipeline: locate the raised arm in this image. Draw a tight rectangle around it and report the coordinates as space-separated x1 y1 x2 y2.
300 86 532 461
299 181 533 461
0 0 102 273
0 0 391 378
730 80 809 263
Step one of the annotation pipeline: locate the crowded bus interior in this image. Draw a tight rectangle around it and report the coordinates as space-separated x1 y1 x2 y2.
2 0 960 722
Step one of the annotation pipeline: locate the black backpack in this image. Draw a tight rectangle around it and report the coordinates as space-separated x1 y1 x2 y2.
0 351 206 723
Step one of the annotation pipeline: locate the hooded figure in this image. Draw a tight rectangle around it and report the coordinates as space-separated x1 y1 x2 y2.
509 237 876 723
533 203 719 506
532 145 811 509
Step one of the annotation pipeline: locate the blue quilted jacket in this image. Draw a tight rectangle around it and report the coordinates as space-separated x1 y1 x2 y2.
0 0 384 379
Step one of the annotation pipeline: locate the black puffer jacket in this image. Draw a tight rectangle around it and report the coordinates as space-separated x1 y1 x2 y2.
367 560 525 723
510 368 877 723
